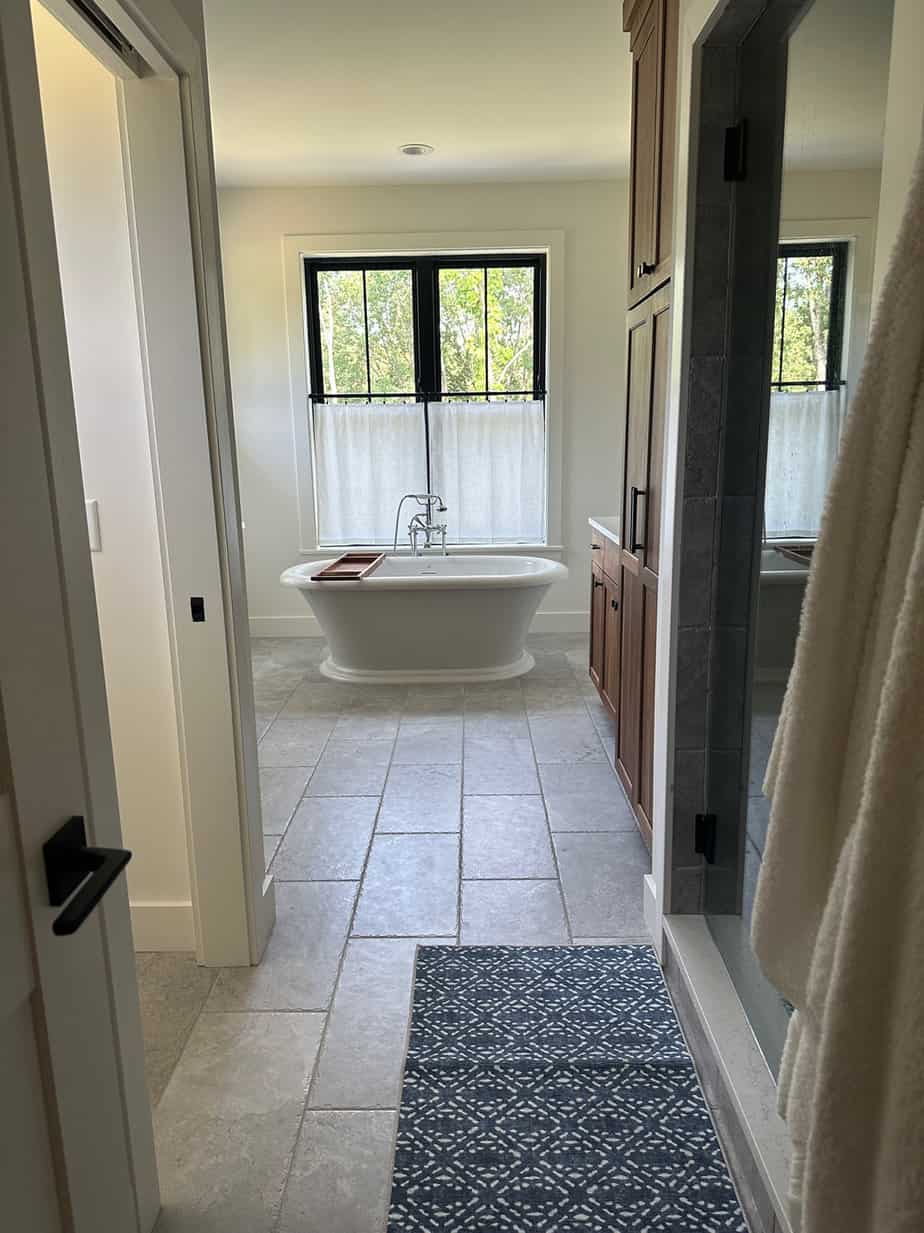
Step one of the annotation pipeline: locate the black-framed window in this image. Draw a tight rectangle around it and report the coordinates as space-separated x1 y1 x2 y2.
770 241 847 392
304 254 547 404
303 253 548 548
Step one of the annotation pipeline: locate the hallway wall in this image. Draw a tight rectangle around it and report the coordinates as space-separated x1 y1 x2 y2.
218 178 627 635
33 6 193 949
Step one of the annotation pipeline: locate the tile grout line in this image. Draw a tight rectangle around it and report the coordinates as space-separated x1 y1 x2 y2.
524 686 576 944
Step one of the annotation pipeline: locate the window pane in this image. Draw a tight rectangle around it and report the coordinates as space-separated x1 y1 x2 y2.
316 269 366 396
776 254 834 389
439 267 486 394
487 266 535 394
366 268 416 396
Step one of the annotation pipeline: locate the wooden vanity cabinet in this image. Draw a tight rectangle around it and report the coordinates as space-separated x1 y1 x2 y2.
589 561 607 693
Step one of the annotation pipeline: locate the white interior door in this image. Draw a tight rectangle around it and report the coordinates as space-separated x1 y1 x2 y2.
0 1 158 1228
0 722 64 1233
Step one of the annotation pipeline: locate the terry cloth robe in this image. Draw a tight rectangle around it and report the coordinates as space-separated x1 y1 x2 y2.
751 126 924 1233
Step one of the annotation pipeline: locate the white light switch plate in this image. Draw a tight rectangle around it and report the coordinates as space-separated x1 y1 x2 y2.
86 498 101 552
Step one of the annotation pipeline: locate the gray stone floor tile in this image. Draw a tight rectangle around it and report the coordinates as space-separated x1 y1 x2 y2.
528 712 606 762
461 879 569 944
260 766 312 835
462 795 555 879
463 736 540 795
258 716 335 768
278 1110 398 1233
332 712 401 741
463 711 530 739
538 762 636 831
273 797 378 880
136 953 216 1107
307 739 394 796
282 682 351 716
554 832 649 937
264 834 281 872
353 834 459 936
153 1011 324 1233
309 938 424 1108
206 882 356 1011
392 717 463 764
377 764 462 833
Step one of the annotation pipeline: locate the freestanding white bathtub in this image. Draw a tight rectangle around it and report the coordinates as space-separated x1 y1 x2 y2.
281 555 568 683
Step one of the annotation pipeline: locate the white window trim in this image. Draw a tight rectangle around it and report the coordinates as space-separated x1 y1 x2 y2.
282 229 565 557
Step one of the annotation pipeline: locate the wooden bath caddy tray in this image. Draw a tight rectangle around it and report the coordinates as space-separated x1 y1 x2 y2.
311 552 385 581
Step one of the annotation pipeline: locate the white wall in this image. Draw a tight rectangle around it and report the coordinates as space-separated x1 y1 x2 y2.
33 6 192 949
871 0 924 305
219 179 627 634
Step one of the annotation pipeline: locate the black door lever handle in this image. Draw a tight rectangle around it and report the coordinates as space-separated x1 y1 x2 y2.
43 816 132 936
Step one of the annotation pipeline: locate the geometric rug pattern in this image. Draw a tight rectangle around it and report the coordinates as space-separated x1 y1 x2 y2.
387 946 747 1231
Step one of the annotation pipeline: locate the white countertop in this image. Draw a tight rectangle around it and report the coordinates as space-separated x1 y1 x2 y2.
589 516 621 546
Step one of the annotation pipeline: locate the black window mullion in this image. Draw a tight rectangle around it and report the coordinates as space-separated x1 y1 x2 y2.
483 266 490 400
777 256 789 389
361 269 372 403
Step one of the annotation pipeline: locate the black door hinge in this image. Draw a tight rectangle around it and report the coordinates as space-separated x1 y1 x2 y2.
723 121 747 181
694 813 717 864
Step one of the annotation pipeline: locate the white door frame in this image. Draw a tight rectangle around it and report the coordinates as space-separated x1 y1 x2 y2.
1 0 268 1226
37 0 273 968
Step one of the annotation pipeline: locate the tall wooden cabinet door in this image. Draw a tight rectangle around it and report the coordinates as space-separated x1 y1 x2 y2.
615 566 643 800
626 0 661 308
655 0 678 284
602 575 621 718
589 567 606 690
622 302 652 567
643 287 672 578
635 579 658 847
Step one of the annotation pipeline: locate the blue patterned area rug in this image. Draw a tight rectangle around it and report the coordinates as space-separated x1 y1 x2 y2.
387 945 746 1232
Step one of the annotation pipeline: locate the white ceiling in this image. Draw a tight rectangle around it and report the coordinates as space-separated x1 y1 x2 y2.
784 0 893 170
202 0 630 187
202 0 893 189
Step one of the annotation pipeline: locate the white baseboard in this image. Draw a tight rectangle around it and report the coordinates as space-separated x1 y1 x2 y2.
643 873 662 959
131 900 196 951
249 610 588 639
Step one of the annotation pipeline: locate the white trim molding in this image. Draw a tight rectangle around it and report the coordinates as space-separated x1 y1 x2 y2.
282 229 566 558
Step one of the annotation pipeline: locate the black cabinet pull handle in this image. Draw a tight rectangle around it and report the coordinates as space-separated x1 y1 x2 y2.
590 543 601 550
592 577 604 589
611 598 619 611
636 261 655 278
43 816 132 936
630 486 647 554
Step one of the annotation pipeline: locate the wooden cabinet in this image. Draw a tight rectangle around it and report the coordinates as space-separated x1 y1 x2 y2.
589 563 606 693
625 0 678 308
587 0 677 848
589 548 621 719
622 284 672 577
602 576 621 710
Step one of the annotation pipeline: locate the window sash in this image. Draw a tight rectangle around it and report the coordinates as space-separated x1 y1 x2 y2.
304 254 547 405
770 241 847 393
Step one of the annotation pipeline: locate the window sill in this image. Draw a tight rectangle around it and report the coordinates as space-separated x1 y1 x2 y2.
299 543 565 560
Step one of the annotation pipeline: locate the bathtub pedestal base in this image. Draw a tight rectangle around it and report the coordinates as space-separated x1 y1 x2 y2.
319 651 536 686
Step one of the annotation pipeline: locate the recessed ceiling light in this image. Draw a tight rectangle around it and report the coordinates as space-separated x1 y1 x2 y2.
399 143 434 157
